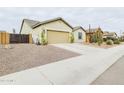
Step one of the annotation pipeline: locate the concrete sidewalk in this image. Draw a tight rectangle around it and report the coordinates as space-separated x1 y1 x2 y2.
0 44 124 85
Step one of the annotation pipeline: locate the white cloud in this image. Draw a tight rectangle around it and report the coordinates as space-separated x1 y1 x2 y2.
0 7 124 35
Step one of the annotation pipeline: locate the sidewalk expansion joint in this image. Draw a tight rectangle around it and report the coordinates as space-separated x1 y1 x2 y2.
36 68 54 85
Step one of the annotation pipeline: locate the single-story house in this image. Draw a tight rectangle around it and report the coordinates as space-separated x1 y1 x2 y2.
86 27 103 43
103 31 118 39
73 26 86 43
20 17 73 44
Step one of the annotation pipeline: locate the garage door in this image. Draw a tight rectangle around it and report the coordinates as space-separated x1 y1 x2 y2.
47 30 69 44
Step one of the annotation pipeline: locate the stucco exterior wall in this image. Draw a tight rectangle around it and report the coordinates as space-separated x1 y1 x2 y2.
32 20 72 44
73 29 86 43
20 22 38 43
20 22 33 34
33 20 72 33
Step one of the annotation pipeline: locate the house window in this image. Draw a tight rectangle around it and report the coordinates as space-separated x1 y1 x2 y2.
78 32 82 39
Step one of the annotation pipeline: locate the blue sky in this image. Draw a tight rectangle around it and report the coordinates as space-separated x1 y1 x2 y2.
0 7 123 35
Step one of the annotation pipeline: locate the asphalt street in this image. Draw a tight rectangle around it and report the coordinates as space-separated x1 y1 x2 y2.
92 55 124 85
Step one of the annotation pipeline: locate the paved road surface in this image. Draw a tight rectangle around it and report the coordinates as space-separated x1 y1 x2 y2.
92 55 124 85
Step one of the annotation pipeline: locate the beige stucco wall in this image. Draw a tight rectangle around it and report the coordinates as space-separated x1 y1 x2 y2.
20 22 33 34
73 29 86 43
32 20 72 43
21 21 40 43
33 20 72 34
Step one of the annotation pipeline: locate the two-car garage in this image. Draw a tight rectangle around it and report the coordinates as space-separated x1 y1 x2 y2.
47 30 69 44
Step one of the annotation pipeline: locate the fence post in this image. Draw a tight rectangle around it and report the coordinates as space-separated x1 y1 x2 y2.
29 34 32 44
0 32 1 44
2 32 6 45
6 32 9 44
0 32 10 48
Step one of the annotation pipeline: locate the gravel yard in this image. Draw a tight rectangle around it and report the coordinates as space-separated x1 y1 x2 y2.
0 44 80 77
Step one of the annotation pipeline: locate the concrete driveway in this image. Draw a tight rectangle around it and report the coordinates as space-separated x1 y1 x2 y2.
0 43 124 85
52 43 106 55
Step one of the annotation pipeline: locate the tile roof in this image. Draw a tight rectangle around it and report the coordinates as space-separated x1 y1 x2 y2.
23 17 73 29
24 19 40 28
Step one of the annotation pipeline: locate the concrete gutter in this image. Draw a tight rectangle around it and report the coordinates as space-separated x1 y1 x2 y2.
0 44 124 85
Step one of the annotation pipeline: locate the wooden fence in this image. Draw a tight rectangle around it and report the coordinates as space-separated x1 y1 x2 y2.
0 32 9 45
0 32 32 44
10 34 29 43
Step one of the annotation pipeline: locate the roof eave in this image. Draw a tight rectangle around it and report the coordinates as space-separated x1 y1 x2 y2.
32 17 73 30
73 26 86 32
19 19 25 34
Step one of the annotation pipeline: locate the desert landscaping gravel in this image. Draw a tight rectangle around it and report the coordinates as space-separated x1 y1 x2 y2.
0 44 80 77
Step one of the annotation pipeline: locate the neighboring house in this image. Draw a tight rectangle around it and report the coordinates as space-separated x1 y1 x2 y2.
120 32 124 37
20 17 73 44
73 26 86 43
103 31 118 39
86 27 103 43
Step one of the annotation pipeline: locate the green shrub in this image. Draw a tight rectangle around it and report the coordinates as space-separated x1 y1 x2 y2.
97 33 103 46
119 37 124 42
103 38 107 42
113 39 120 44
70 32 74 43
106 40 113 45
97 36 103 46
41 31 48 45
42 38 48 45
91 31 103 46
106 37 117 41
96 29 103 46
91 34 97 43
